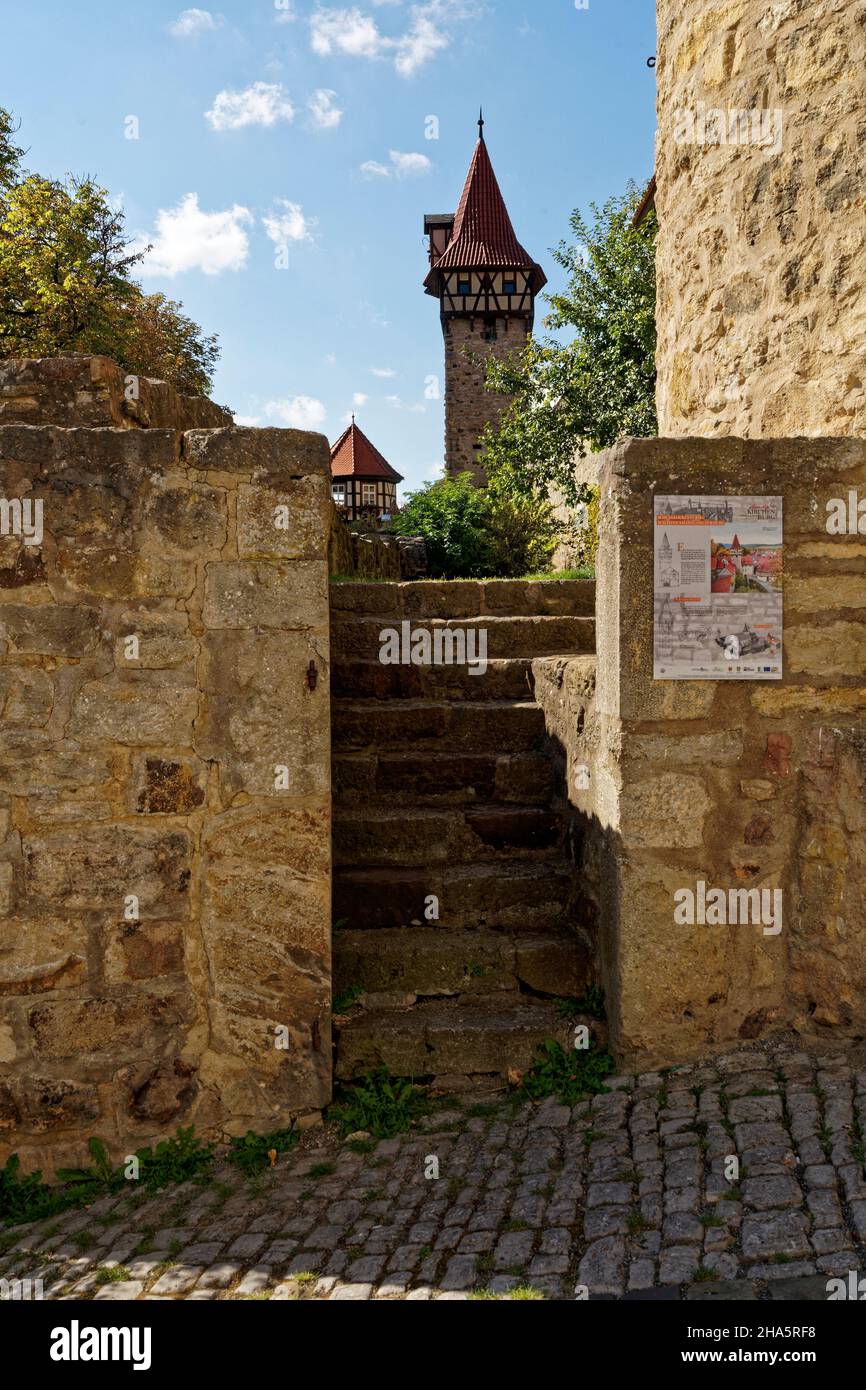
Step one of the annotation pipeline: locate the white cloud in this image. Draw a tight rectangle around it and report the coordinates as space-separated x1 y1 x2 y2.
311 7 384 59
265 396 327 429
135 194 253 277
274 0 296 21
395 12 448 76
389 149 431 176
206 81 295 131
168 8 221 37
262 199 316 245
370 366 396 378
385 394 426 413
309 2 467 77
234 414 262 426
352 392 368 406
360 149 431 179
307 88 343 130
324 353 337 365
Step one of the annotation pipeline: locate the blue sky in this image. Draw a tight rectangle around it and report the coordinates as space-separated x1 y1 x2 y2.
1 0 656 496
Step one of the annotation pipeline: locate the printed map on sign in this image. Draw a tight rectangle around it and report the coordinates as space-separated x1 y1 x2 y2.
653 496 783 680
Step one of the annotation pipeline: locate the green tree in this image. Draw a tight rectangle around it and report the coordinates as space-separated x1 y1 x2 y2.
0 108 24 187
0 108 220 397
481 185 657 507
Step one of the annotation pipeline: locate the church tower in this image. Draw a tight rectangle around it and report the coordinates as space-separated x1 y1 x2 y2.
424 113 546 484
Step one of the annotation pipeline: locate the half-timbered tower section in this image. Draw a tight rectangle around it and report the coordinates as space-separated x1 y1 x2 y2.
424 115 546 484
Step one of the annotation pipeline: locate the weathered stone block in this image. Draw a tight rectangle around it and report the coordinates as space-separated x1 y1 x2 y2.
24 825 191 915
105 921 185 983
130 755 207 814
120 1057 198 1123
620 773 711 848
0 604 102 656
196 631 328 796
203 561 327 630
237 477 329 560
183 426 331 478
142 483 227 553
68 677 198 746
114 613 197 671
0 915 88 996
28 992 192 1059
786 621 866 677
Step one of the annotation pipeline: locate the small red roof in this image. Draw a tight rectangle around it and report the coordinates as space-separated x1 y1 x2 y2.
424 131 546 295
330 420 403 482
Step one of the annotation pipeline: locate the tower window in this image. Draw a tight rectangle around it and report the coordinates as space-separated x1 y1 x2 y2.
362 483 376 505
503 278 517 295
457 278 471 295
483 317 497 342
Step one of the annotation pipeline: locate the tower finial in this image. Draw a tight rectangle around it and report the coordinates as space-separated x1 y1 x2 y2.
351 412 355 424
478 106 484 140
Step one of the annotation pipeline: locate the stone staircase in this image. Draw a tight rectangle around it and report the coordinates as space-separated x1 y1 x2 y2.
330 578 598 1086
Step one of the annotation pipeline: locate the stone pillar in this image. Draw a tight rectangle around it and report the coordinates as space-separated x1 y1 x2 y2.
655 0 866 437
0 368 332 1173
586 435 866 1068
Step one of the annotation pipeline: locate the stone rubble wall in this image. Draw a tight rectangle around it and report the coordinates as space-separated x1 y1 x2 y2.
327 506 426 581
655 0 866 437
557 435 866 1069
0 355 233 432
0 402 332 1173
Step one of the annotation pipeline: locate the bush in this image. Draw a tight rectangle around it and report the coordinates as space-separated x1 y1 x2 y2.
392 472 557 579
391 473 490 578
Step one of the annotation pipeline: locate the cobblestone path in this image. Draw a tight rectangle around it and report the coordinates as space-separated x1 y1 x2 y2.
5 1045 866 1302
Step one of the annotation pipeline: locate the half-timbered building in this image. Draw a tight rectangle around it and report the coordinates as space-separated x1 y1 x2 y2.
329 417 403 522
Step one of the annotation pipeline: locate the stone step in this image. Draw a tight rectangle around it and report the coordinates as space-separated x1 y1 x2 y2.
333 860 575 932
331 614 594 662
331 656 538 702
332 699 546 753
330 577 596 620
334 927 591 1000
333 749 555 805
334 997 571 1080
334 804 567 867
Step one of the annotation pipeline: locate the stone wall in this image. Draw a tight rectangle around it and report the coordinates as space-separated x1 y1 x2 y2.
328 505 425 581
444 317 529 484
0 355 233 432
655 0 866 437
0 377 332 1173
562 435 866 1069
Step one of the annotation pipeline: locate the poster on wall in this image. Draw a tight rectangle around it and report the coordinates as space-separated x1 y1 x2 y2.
653 495 783 680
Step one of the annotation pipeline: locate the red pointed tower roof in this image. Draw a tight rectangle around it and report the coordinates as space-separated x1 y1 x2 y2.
330 419 403 482
424 114 546 295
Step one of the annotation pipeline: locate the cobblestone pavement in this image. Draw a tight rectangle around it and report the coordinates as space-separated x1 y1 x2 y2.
5 1044 866 1302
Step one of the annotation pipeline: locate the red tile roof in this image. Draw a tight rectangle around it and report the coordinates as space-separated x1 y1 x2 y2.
330 420 403 482
424 133 546 294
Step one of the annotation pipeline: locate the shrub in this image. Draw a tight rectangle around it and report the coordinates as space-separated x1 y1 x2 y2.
392 472 557 579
